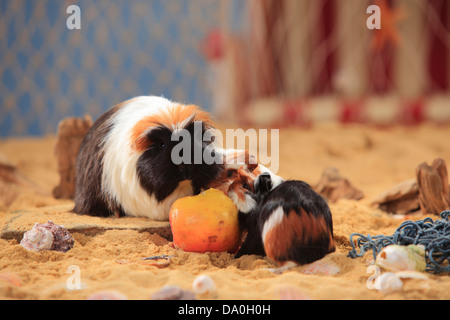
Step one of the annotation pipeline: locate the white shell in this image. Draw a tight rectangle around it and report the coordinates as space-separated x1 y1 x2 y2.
375 272 403 294
376 245 426 272
395 270 430 280
86 291 128 300
302 260 340 275
192 275 216 295
20 223 54 252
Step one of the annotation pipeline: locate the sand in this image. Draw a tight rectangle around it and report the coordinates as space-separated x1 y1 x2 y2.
1 123 450 300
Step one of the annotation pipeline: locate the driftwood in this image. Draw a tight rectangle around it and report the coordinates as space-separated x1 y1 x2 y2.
314 167 364 203
52 116 93 199
416 158 450 215
373 158 450 215
371 179 419 215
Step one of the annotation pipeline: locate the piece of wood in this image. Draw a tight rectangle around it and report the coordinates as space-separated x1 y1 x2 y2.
416 158 450 215
373 158 450 215
314 167 364 203
52 116 93 199
371 179 419 215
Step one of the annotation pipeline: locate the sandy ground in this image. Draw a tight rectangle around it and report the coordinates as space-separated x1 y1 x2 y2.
1 123 450 300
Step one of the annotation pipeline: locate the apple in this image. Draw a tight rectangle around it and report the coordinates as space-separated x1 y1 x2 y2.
169 188 240 253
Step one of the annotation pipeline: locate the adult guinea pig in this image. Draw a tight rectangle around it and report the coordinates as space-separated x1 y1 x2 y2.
73 96 222 220
232 173 336 274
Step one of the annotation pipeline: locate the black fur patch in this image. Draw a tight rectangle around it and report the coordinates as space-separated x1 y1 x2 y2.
135 121 222 201
73 105 125 217
236 179 335 265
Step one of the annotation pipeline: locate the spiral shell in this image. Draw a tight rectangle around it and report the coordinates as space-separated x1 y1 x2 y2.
192 275 216 295
20 221 74 253
20 223 54 252
41 221 74 252
376 244 426 272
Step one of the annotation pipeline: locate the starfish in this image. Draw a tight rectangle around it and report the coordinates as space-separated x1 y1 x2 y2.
371 0 406 51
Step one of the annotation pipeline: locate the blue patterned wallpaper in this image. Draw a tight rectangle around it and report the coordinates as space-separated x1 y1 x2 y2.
0 0 228 137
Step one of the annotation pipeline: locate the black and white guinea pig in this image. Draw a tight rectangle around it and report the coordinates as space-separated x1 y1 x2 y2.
73 96 222 220
232 172 336 273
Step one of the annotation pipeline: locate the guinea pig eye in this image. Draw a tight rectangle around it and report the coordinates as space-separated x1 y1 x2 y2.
227 170 233 178
242 182 250 190
159 142 165 149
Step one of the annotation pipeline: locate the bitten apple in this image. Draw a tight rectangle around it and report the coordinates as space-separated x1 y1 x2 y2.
169 188 240 253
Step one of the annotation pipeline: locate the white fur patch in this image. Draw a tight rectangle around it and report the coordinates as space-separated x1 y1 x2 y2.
261 206 284 243
257 164 284 190
228 191 257 214
100 96 194 220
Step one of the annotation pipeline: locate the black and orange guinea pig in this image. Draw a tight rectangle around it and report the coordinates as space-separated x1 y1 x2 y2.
73 96 222 220
232 173 336 274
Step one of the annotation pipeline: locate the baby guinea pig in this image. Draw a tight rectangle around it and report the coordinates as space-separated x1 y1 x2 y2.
232 173 336 274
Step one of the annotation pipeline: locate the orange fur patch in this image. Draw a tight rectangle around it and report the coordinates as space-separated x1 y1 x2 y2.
227 168 256 201
209 152 258 195
264 209 335 264
225 150 258 171
208 169 238 194
252 166 262 176
130 104 213 152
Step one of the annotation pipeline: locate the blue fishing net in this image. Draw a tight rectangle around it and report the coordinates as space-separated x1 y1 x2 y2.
348 210 450 274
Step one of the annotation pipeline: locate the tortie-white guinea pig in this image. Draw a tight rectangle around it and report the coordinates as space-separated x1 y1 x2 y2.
231 171 336 274
73 96 223 220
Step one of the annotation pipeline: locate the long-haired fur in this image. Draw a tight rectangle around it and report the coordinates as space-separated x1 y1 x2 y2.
73 96 221 220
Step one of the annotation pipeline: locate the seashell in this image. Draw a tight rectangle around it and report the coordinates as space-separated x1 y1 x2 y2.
151 285 196 300
20 223 54 252
395 270 430 280
20 221 74 253
140 259 171 268
376 244 426 272
0 272 22 287
279 286 312 300
41 221 74 252
302 260 340 276
374 272 403 294
141 254 173 268
86 291 128 300
192 275 216 295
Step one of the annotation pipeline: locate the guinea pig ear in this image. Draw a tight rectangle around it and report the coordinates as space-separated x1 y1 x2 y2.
243 151 258 172
255 173 272 194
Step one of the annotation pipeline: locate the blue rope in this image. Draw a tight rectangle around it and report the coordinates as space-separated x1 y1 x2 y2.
348 210 450 273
